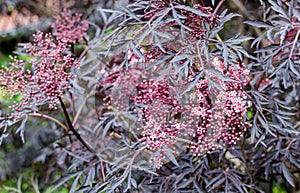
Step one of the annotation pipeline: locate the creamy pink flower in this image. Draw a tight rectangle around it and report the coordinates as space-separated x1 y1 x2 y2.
51 8 88 44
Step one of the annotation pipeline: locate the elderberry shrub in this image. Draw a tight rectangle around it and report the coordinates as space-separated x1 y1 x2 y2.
0 0 300 193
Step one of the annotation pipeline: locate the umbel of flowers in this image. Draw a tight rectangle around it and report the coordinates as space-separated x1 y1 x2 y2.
97 2 251 168
98 56 250 168
186 57 251 155
0 9 88 119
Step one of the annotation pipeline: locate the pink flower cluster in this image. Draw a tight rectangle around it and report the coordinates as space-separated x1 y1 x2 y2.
51 9 88 44
97 2 250 168
0 9 88 118
181 4 219 39
144 1 219 39
135 80 182 143
98 55 250 168
186 58 251 155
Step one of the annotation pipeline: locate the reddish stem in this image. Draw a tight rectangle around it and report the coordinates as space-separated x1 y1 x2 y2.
213 0 226 16
59 97 95 153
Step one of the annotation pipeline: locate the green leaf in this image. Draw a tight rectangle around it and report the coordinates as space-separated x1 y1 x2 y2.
104 29 114 35
272 183 287 193
247 107 253 119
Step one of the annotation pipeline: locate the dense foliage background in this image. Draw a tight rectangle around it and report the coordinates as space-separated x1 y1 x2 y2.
0 0 300 193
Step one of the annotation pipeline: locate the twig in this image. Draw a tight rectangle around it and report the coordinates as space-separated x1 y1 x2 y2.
28 112 68 131
78 46 90 63
59 97 96 153
30 174 40 193
213 0 226 16
72 93 91 128
289 30 300 58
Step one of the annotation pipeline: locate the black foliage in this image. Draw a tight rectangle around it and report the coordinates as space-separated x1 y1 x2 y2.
1 0 300 192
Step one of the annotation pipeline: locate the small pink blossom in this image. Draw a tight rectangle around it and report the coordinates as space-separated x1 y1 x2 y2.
0 9 88 118
51 8 88 44
98 56 251 168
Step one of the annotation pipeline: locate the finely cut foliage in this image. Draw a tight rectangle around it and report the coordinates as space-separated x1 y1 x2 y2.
0 0 300 193
98 52 250 168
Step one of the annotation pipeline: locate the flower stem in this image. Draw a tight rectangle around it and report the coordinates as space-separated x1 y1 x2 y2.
72 93 91 128
28 112 68 131
58 97 95 153
213 0 225 16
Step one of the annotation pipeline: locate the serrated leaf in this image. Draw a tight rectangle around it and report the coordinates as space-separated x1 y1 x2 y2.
219 12 241 25
131 178 137 188
294 8 300 21
289 59 300 77
206 172 222 188
130 42 145 62
257 114 270 131
251 32 265 48
174 5 209 17
85 167 95 188
205 69 234 82
282 164 295 187
222 43 229 65
16 115 28 143
279 26 288 45
181 72 203 95
207 175 225 191
102 119 114 138
109 170 129 191
269 0 288 17
179 178 193 188
97 8 124 14
255 44 280 53
229 36 254 43
153 8 172 25
154 31 174 40
244 21 272 28
51 173 79 192
70 173 82 193
170 54 188 63
228 174 244 193
132 165 157 175
194 180 205 193
267 28 275 43
166 148 179 167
